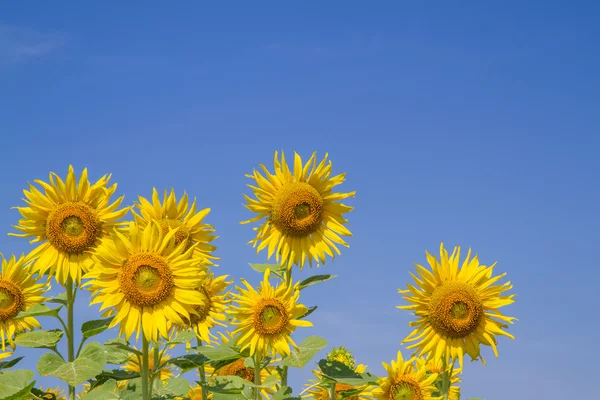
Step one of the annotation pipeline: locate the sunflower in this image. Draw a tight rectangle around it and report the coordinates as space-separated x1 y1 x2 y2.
121 345 174 386
0 254 47 349
229 268 312 357
416 358 461 400
40 387 66 400
84 221 208 341
10 166 128 285
173 273 232 344
132 188 218 267
373 351 440 400
398 243 516 370
182 385 211 400
242 151 355 269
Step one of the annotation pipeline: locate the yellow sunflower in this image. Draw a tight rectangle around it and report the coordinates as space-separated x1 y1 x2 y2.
173 273 232 344
229 268 312 357
373 351 440 400
398 243 516 370
40 387 66 400
121 345 174 387
182 385 211 400
10 165 129 285
84 221 208 341
0 254 47 349
242 151 355 269
416 358 461 400
132 188 218 267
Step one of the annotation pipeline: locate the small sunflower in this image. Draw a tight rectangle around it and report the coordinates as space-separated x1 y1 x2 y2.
173 273 232 344
229 269 312 357
40 387 66 400
242 151 355 269
84 221 208 341
121 345 174 387
0 254 47 349
398 243 516 370
132 188 218 267
10 165 129 285
416 358 461 400
373 351 439 400
327 346 356 369
182 385 211 400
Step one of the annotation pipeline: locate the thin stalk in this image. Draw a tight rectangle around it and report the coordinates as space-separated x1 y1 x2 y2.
141 335 150 400
197 338 208 400
149 344 159 399
328 382 336 400
254 352 262 400
281 267 292 387
66 278 76 400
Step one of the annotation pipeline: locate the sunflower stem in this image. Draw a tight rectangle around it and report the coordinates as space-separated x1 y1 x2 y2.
328 382 336 400
66 278 76 400
149 344 159 399
441 357 450 400
197 338 208 400
281 267 292 387
141 335 150 400
253 352 262 400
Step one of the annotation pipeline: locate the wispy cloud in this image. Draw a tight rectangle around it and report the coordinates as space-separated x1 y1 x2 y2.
0 24 65 64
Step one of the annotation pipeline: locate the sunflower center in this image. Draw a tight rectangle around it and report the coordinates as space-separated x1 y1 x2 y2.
253 299 289 335
218 358 254 382
46 202 102 254
428 281 483 338
119 254 174 307
0 282 24 321
158 219 191 249
271 182 323 237
389 379 423 400
189 288 211 324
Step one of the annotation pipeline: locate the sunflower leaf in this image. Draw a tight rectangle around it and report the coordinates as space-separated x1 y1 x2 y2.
0 356 24 371
103 342 130 364
202 376 247 394
317 360 378 386
298 274 337 290
165 331 196 345
15 304 62 319
14 329 63 349
245 373 279 389
154 377 191 397
197 343 241 362
280 336 327 368
81 317 114 340
37 342 106 387
89 370 139 390
79 379 120 400
248 263 286 277
0 370 35 400
47 293 68 306
168 354 210 372
298 306 317 320
105 341 142 357
271 386 301 400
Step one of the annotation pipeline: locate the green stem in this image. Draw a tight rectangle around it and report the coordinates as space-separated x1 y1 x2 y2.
141 336 150 400
149 344 159 399
328 382 336 400
197 338 208 400
281 267 292 387
254 352 262 400
66 278 76 400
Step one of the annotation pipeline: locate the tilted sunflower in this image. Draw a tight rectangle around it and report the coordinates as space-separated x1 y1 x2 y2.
173 273 232 344
398 243 517 370
416 357 461 400
132 188 218 267
0 254 47 349
242 151 355 269
10 165 128 285
373 351 440 400
120 345 174 388
229 269 312 357
207 357 277 399
39 387 66 400
84 221 208 341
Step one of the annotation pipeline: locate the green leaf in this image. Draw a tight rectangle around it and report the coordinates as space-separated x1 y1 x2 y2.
298 274 337 290
15 304 61 319
14 329 63 349
0 370 35 400
248 263 286 277
154 377 190 397
197 343 241 362
79 379 119 400
103 342 130 364
104 341 142 356
246 374 278 389
203 376 253 400
165 330 196 345
0 356 23 371
298 306 317 320
318 360 378 386
81 317 114 340
271 386 301 400
37 342 107 387
89 370 139 390
47 293 68 306
280 336 328 368
168 354 209 372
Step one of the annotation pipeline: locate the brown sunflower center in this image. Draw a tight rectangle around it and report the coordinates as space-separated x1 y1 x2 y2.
0 281 24 321
158 219 191 249
428 281 483 338
119 254 174 307
271 182 323 236
46 202 102 254
189 288 211 324
253 299 289 336
388 379 423 400
217 358 254 382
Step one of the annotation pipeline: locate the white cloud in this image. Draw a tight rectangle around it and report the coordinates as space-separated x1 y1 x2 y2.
0 24 65 64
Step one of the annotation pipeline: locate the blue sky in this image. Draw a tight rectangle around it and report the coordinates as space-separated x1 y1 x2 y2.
1 1 599 399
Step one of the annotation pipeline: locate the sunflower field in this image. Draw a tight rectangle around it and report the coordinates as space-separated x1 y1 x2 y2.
0 152 515 400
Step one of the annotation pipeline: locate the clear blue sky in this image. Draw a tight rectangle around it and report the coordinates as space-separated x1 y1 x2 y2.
1 2 599 399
